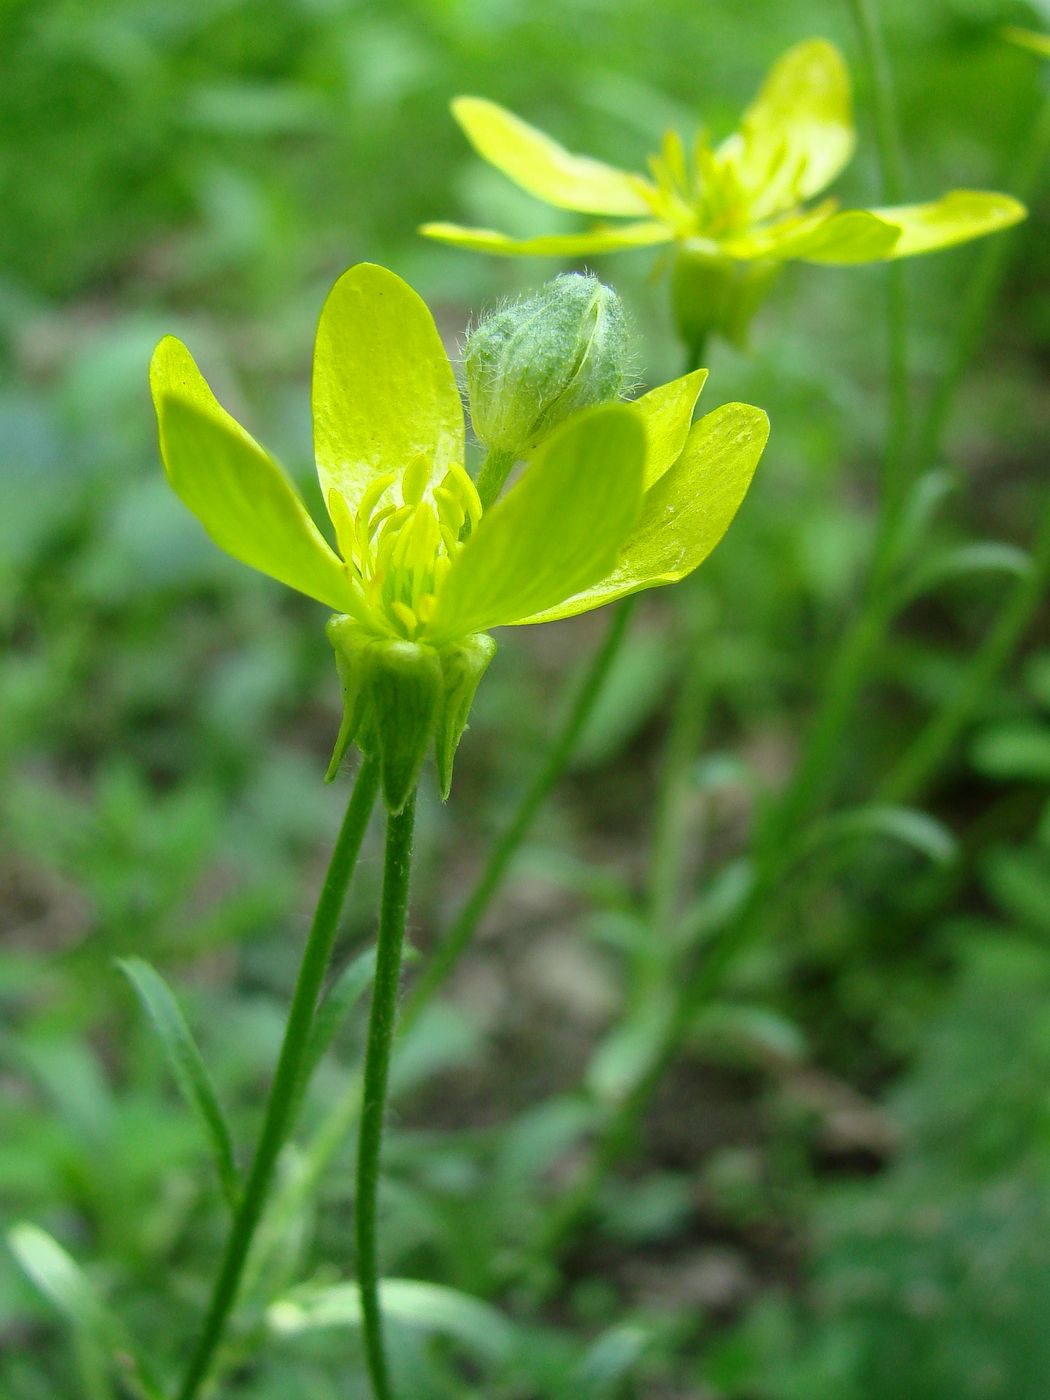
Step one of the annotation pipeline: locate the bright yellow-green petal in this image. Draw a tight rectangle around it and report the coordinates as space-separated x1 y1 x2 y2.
312 263 464 518
150 337 362 614
868 190 1027 260
450 96 652 216
1003 27 1050 60
632 368 708 489
723 208 900 264
432 403 645 639
519 402 768 623
419 219 673 257
732 39 855 218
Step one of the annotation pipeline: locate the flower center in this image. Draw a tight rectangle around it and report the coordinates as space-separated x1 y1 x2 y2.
644 129 754 240
329 458 482 641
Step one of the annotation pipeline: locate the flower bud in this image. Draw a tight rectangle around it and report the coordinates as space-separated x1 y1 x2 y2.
465 273 629 461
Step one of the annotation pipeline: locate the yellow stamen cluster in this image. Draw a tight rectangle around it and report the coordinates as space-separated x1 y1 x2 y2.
643 128 808 242
328 457 482 641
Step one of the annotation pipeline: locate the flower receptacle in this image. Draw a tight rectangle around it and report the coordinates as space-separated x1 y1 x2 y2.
326 615 495 810
671 248 780 359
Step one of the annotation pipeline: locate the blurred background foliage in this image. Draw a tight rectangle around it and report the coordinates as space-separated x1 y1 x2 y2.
3 0 1050 1395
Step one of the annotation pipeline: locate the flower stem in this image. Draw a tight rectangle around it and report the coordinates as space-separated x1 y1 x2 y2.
356 790 417 1400
849 0 909 559
400 596 638 1036
474 447 517 510
639 636 708 988
176 755 379 1400
539 8 914 1260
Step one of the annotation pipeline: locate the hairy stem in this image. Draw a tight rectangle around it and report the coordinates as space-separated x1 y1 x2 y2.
176 756 380 1400
356 791 417 1400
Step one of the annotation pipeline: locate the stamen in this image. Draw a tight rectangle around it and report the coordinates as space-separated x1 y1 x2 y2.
358 470 399 527
401 452 431 506
327 489 357 563
390 601 418 636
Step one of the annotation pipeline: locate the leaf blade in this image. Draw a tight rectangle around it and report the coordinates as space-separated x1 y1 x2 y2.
117 957 240 1212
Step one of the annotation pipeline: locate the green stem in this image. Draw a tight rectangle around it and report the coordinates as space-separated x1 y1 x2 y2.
474 447 517 511
543 8 913 1259
849 0 910 562
645 638 707 948
752 0 909 842
175 756 380 1400
356 792 417 1400
912 93 1050 478
878 95 1050 802
400 596 638 1036
250 599 640 1286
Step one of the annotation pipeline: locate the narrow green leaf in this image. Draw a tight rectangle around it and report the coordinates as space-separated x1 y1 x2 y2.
802 804 957 868
117 957 240 1211
896 540 1031 608
571 1323 650 1396
268 1278 519 1366
971 723 1050 782
9 1223 165 1400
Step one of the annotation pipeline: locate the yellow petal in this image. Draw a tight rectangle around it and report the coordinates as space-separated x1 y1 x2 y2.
869 190 1027 260
150 337 362 614
451 96 652 216
633 368 708 489
731 39 855 219
432 404 645 639
312 263 464 519
518 402 768 623
419 220 673 257
723 208 900 264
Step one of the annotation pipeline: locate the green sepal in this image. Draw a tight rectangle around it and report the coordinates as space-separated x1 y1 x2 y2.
325 615 373 782
366 640 444 813
435 633 497 800
671 247 780 355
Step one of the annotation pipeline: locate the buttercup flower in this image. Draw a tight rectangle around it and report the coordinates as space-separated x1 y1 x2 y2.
150 264 768 809
421 39 1026 348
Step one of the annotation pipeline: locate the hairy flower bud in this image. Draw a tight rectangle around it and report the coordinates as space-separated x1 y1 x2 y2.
464 273 629 463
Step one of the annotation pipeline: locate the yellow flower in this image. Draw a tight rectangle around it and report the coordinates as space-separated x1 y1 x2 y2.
150 264 768 808
421 39 1025 345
